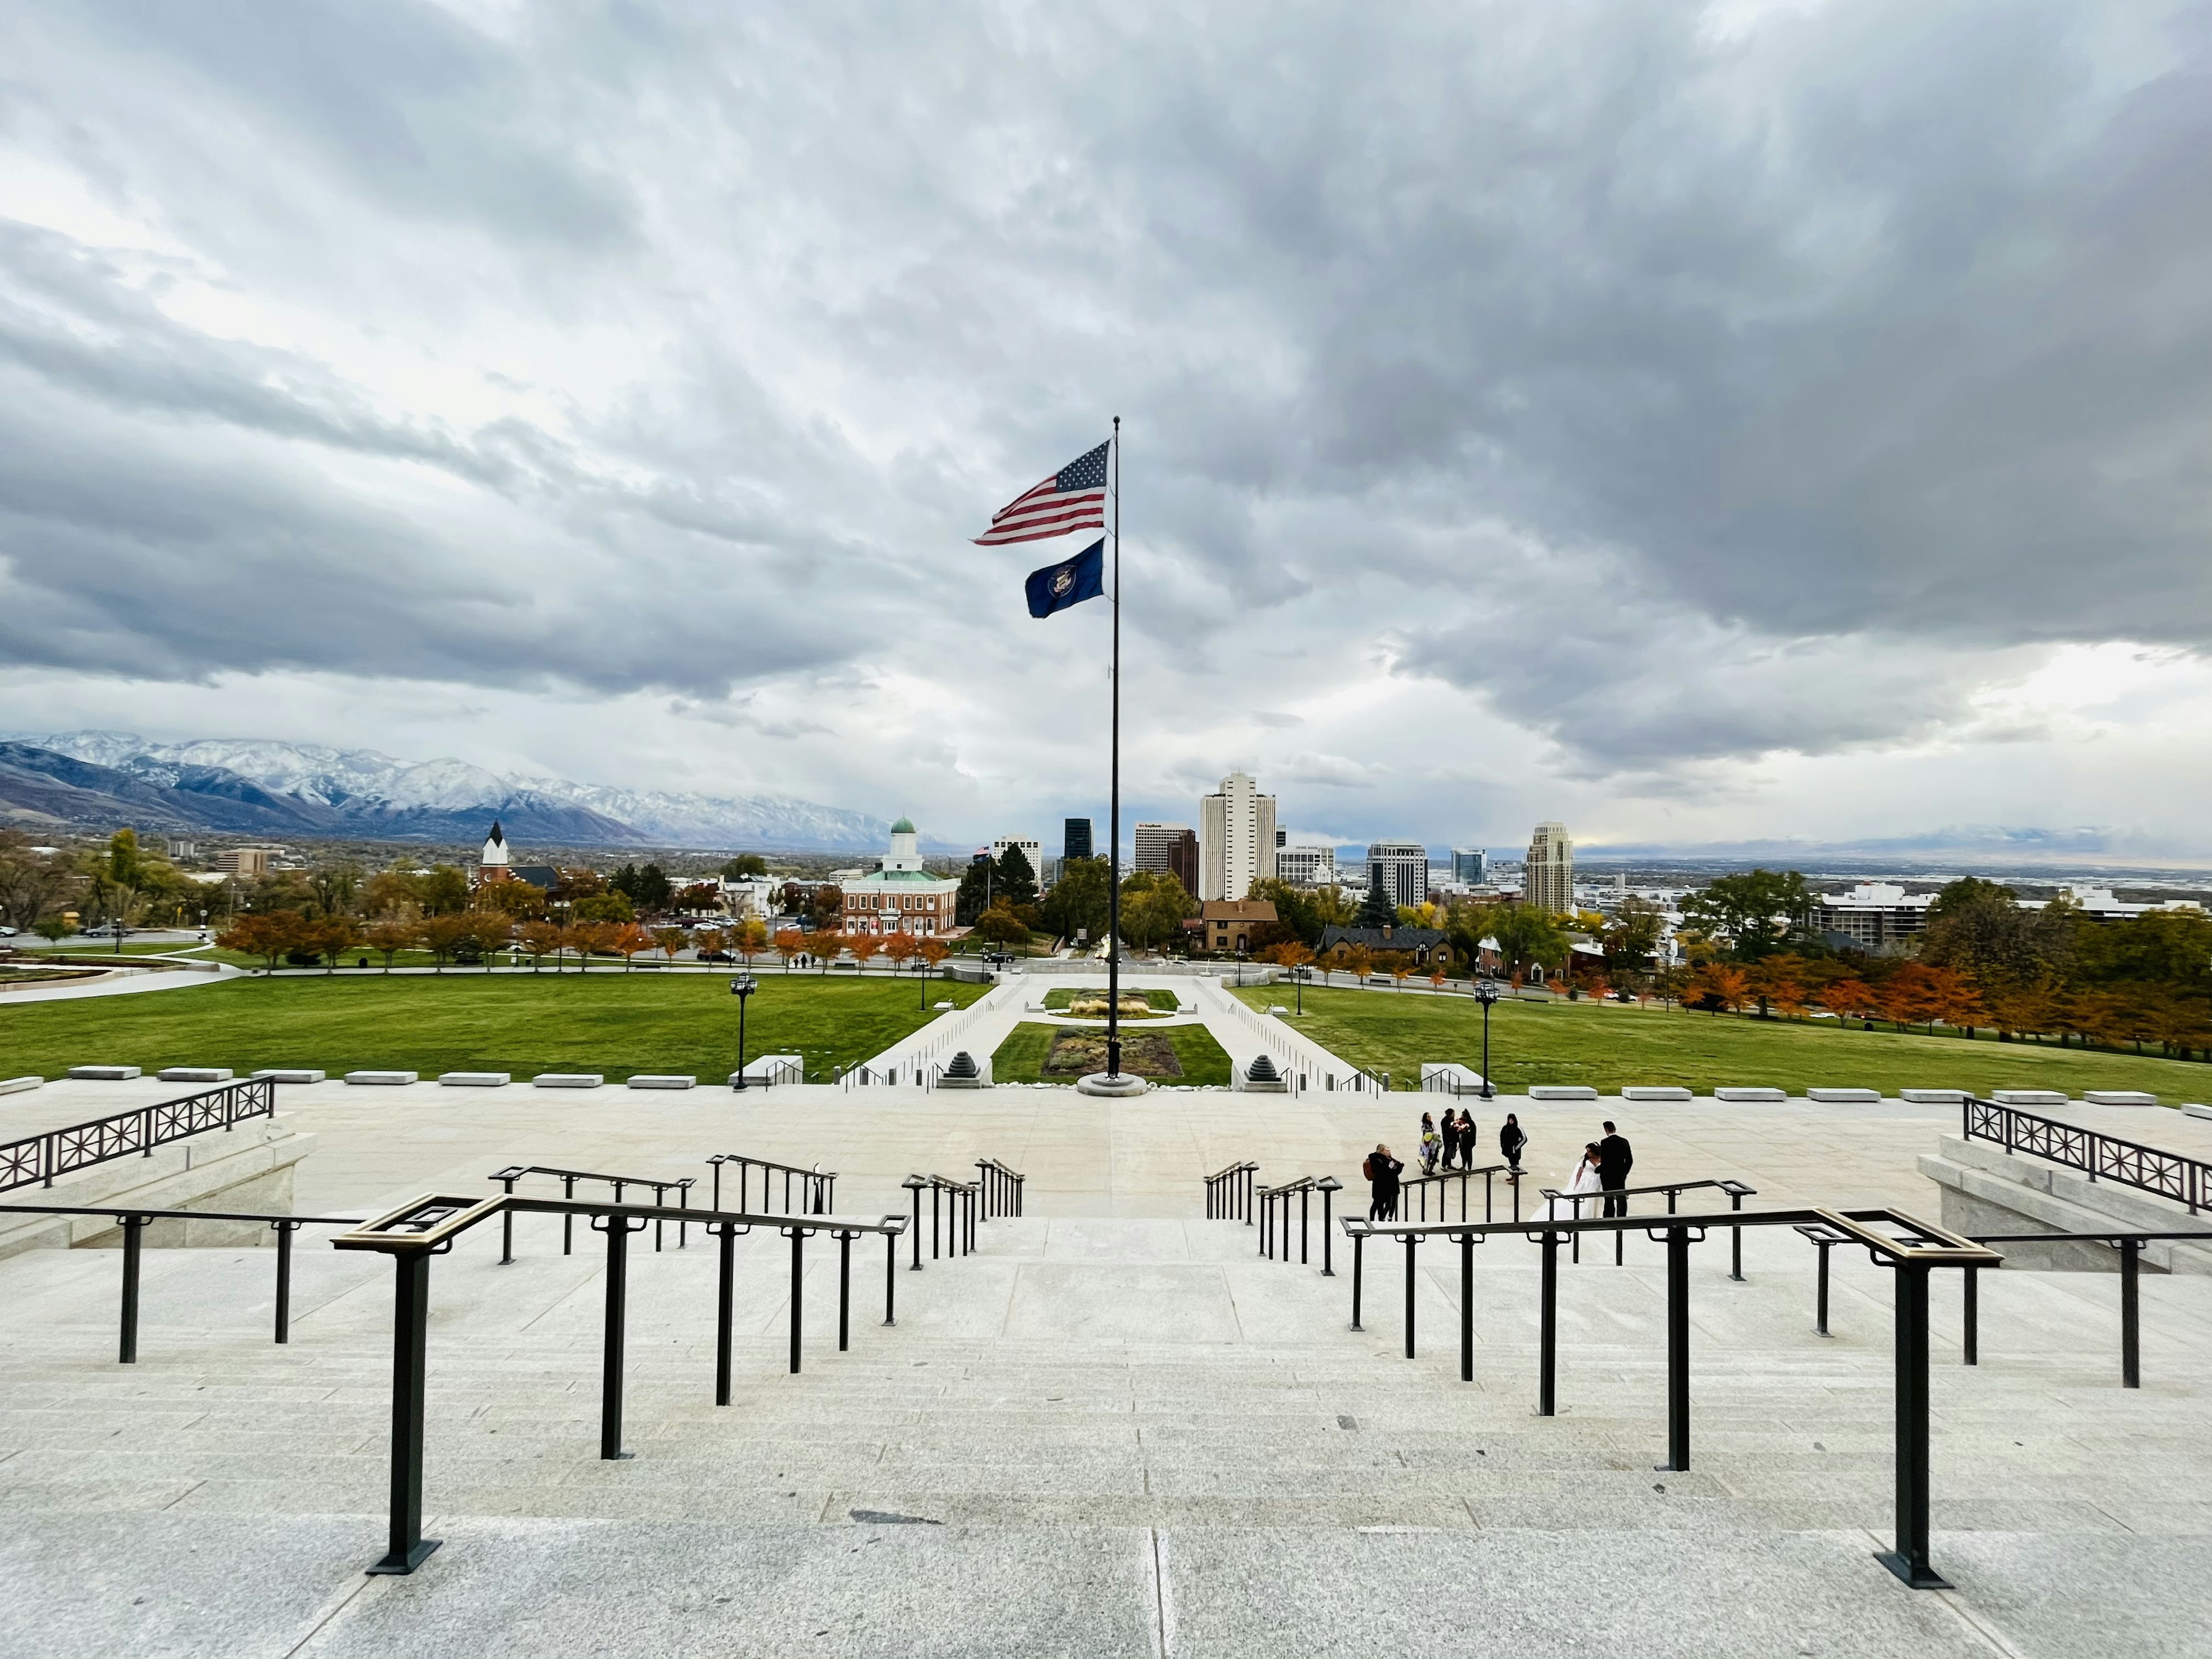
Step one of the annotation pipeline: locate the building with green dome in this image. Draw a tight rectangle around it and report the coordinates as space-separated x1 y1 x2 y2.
839 815 961 937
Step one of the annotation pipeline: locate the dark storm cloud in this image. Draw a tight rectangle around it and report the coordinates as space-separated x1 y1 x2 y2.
0 0 2206 777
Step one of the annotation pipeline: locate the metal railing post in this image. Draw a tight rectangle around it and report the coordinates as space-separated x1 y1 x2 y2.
1815 1241 1832 1338
1539 1229 1559 1416
1662 1226 1690 1472
599 1215 637 1460
1321 1183 1336 1277
1403 1234 1418 1358
118 1213 146 1364
1876 1262 1947 1588
931 1184 941 1261
1730 1188 1745 1281
1301 1185 1310 1266
1961 1265 1976 1365
884 1230 897 1325
908 1178 923 1270
499 1172 517 1264
563 1173 575 1255
714 1221 736 1407
1459 1232 1474 1382
272 1220 298 1344
839 1230 853 1352
368 1250 438 1574
1350 1229 1365 1331
2120 1238 2141 1388
789 1226 805 1374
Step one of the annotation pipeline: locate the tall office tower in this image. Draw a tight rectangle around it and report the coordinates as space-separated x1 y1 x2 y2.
1063 818 1094 862
1198 772 1277 901
1133 821 1187 872
991 836 1043 887
1167 830 1199 897
1527 821 1574 912
1366 842 1430 910
1450 847 1487 885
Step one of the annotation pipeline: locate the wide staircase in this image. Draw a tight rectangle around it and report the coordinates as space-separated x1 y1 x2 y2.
5 1173 2212 1656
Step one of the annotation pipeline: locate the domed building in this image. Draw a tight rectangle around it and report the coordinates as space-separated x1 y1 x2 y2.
839 817 961 937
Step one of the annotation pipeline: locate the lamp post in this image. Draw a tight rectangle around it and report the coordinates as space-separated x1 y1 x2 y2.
1293 963 1309 1016
729 972 757 1090
1474 978 1499 1100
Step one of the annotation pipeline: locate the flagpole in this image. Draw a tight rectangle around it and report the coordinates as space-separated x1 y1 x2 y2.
1107 415 1122 1081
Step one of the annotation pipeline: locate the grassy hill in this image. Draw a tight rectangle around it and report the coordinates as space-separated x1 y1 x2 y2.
0 974 987 1083
1232 985 2212 1101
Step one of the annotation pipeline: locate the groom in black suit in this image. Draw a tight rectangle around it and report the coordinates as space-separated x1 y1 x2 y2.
1597 1121 1634 1217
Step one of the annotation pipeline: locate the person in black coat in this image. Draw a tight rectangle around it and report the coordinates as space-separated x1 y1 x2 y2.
1364 1144 1404 1221
1597 1120 1634 1216
1499 1113 1526 1172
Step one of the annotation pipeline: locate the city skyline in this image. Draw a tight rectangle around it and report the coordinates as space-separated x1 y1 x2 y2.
3 7 2208 856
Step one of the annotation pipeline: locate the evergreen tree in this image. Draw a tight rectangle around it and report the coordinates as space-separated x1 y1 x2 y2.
635 863 674 912
1358 868 1396 929
954 855 994 926
993 844 1039 907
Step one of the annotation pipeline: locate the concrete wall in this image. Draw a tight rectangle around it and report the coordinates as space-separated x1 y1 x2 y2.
1918 1134 2212 1274
0 1117 318 1259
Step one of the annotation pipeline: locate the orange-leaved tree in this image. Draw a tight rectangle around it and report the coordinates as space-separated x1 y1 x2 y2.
882 935 919 974
774 927 806 972
654 926 687 965
217 911 306 972
848 933 885 973
518 919 563 972
415 912 475 974
611 922 654 969
363 919 418 974
806 928 844 973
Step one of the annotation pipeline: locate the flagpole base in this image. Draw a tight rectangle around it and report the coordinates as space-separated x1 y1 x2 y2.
1077 1072 1149 1097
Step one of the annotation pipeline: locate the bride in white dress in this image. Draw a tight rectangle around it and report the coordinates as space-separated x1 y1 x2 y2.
1533 1143 1607 1222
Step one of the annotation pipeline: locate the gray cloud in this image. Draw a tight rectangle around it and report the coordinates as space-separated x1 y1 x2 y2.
0 0 2206 832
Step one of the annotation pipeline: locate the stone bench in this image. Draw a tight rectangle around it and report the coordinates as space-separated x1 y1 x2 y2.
1993 1089 2068 1106
1714 1086 1786 1103
2084 1090 2158 1108
439 1072 510 1087
157 1067 233 1083
0 1075 41 1096
67 1065 140 1081
344 1070 418 1086
1529 1084 1596 1101
1621 1085 1690 1101
1901 1089 1965 1104
253 1069 327 1084
534 1074 603 1089
2186 1103 2212 1122
1807 1088 1880 1104
626 1075 696 1089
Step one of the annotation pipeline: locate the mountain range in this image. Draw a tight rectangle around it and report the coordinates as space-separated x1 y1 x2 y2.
0 732 897 853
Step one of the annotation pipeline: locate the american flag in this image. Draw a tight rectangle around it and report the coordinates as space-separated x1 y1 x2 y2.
972 439 1109 546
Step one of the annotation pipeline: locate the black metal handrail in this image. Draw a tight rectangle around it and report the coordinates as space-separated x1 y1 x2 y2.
975 1158 1025 1220
332 1190 908 1576
1396 1162 1509 1225
1535 1177 1759 1271
1963 1096 2209 1215
1963 1228 2212 1388
1341 1203 1998 1591
0 1077 276 1193
0 1200 359 1361
489 1164 698 1262
706 1153 835 1218
1256 1176 1345 1273
902 1172 982 1270
1205 1160 1257 1222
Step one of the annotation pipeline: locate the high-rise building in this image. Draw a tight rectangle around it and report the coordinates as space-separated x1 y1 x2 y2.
1198 772 1277 901
1134 822 1186 872
991 837 1043 887
1275 845 1337 888
1366 842 1429 911
1527 821 1574 912
1166 830 1199 896
1063 818 1093 862
1450 847 1487 885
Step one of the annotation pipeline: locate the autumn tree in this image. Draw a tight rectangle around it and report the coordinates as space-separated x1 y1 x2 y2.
363 919 418 973
1679 870 1816 960
415 913 476 972
848 933 885 972
882 934 919 974
217 911 305 972
774 927 806 971
518 920 563 971
736 917 770 963
655 926 688 965
465 913 512 967
973 903 1031 949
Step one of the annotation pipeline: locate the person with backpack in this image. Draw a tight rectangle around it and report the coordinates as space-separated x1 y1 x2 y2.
1363 1144 1404 1221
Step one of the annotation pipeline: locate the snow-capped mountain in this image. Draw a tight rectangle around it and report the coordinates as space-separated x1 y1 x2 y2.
3 732 897 851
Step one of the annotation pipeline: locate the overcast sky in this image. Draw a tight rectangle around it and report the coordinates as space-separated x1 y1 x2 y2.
2 0 2209 854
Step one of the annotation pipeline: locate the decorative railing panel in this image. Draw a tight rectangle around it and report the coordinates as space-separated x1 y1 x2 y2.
1964 1098 2207 1215
0 1077 276 1193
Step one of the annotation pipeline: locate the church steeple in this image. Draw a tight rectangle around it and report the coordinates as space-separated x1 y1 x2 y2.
481 820 510 868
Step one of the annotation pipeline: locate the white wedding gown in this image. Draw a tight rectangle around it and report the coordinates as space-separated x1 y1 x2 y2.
1533 1158 1604 1222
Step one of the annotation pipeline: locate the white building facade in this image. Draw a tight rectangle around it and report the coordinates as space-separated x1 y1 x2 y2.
1275 844 1338 888
1366 842 1430 910
842 817 961 936
1198 773 1277 901
1526 821 1574 913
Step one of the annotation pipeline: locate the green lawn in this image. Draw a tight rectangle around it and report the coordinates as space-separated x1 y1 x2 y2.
1040 987 1180 1014
990 1021 1233 1086
0 974 987 1082
1233 986 2212 1102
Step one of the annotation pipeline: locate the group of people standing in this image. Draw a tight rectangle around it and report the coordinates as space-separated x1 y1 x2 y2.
1364 1113 1634 1224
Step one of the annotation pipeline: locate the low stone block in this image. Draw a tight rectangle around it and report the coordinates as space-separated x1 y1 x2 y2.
1621 1085 1690 1101
534 1073 603 1088
1901 1089 1965 1104
67 1065 141 1081
157 1067 233 1083
2084 1090 2158 1107
344 1070 418 1086
252 1069 327 1084
1808 1087 1880 1104
0 1075 41 1095
1529 1084 1597 1100
438 1071 511 1087
1993 1089 2068 1106
1714 1086 1786 1102
2185 1103 2212 1121
626 1074 695 1089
